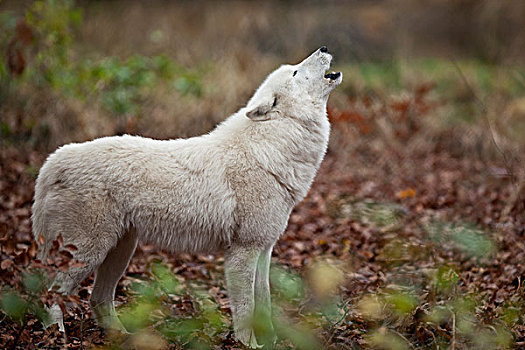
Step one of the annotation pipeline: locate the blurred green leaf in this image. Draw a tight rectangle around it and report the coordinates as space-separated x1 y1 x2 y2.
119 300 159 332
270 266 305 302
450 226 495 258
368 327 410 350
151 263 181 295
174 72 203 97
501 305 522 325
22 271 46 294
273 316 321 350
426 221 495 258
435 265 459 294
426 305 450 325
1 292 27 322
153 55 177 79
386 292 419 316
0 122 11 137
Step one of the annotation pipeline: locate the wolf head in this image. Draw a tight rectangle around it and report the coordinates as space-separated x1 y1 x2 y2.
246 46 342 121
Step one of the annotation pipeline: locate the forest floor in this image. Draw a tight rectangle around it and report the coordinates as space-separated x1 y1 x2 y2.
1 98 524 348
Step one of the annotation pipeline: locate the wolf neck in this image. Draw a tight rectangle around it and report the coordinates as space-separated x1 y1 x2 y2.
215 106 330 204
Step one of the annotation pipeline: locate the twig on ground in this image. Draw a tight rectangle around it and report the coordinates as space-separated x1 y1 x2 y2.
391 329 416 350
325 299 352 345
429 329 439 350
10 317 27 350
79 308 85 350
451 310 456 350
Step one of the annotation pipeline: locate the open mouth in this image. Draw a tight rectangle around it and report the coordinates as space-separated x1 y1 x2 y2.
324 72 341 80
324 71 342 85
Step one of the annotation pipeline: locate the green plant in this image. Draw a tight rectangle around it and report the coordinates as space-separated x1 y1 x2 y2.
25 0 82 85
426 221 495 259
1 0 203 122
1 270 48 324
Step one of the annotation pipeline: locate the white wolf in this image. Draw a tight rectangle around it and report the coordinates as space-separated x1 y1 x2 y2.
32 47 342 348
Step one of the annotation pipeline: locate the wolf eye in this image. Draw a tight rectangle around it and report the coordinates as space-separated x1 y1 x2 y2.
293 70 297 77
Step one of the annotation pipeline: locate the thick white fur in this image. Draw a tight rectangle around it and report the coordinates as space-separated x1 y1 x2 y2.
32 48 342 348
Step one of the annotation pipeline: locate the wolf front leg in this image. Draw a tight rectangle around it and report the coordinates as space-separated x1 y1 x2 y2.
225 245 263 349
254 245 276 346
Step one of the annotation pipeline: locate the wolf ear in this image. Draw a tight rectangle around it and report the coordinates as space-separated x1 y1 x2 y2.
246 95 279 122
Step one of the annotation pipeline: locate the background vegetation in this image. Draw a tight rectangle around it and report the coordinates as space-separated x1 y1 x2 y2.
0 0 524 349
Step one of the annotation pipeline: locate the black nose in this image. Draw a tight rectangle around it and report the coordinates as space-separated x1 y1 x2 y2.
320 46 328 53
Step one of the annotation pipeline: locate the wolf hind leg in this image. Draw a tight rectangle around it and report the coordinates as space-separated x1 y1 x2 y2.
42 228 120 332
44 264 98 332
90 227 138 332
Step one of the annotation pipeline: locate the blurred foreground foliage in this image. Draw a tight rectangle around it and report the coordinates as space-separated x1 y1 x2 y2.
1 230 519 349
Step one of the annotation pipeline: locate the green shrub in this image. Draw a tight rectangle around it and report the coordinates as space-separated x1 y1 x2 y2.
1 0 203 121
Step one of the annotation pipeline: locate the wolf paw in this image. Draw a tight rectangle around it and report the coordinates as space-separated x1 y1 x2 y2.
262 333 277 348
92 303 129 333
235 328 263 349
100 315 129 334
